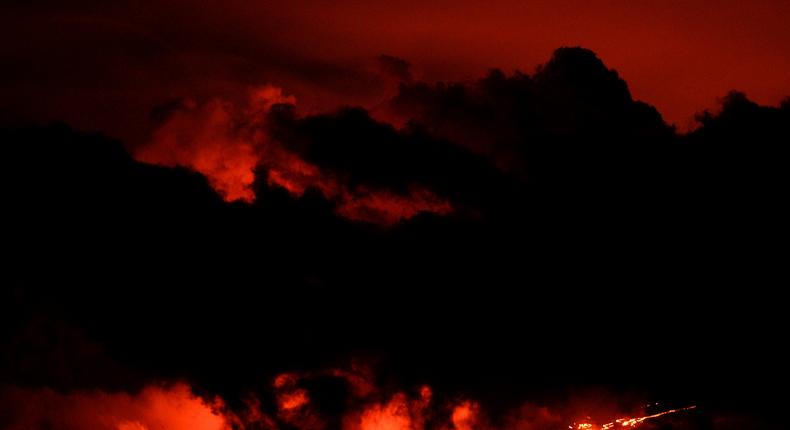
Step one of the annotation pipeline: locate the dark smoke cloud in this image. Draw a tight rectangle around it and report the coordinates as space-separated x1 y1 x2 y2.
263 104 509 214
388 48 672 182
376 55 413 83
3 47 789 429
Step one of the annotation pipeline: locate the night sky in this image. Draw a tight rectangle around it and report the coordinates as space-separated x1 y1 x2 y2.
2 2 788 430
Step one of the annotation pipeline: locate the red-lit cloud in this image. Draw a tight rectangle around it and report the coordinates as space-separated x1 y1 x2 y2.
133 85 452 225
451 401 480 430
135 86 295 202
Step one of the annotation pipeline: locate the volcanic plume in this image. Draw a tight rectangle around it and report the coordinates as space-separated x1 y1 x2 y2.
134 85 452 225
135 86 296 203
3 12 789 429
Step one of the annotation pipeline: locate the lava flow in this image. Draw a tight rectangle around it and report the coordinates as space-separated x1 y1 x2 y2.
0 366 700 430
571 405 698 430
259 368 700 430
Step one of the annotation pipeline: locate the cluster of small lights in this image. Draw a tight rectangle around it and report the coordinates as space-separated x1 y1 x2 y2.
570 405 697 430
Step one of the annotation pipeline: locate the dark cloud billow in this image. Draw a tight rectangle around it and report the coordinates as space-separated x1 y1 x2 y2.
388 48 673 184
376 55 413 83
2 47 789 429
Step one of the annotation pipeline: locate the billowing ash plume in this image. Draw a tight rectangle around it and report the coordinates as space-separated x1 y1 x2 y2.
128 47 790 228
136 86 297 203
3 47 789 430
387 48 673 177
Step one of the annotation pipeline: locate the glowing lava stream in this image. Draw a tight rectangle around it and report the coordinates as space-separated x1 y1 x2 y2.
0 366 700 430
571 405 697 430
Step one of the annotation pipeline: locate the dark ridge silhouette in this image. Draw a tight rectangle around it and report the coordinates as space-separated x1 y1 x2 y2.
2 48 788 428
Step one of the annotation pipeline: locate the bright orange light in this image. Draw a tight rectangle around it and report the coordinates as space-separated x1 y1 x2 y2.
359 394 416 430
0 383 232 430
278 389 310 411
573 405 697 430
451 401 480 430
0 364 699 430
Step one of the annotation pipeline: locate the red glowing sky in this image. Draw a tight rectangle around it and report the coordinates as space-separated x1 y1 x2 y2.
2 0 789 139
257 0 790 126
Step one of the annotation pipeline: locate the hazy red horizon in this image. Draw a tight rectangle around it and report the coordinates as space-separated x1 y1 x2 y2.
2 0 789 140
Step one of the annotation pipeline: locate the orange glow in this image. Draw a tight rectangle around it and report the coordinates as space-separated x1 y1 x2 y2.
264 148 337 197
451 401 479 430
572 405 697 430
0 365 700 430
262 369 698 430
136 98 259 202
273 372 311 413
336 187 453 225
418 386 432 404
135 85 295 202
274 372 300 389
358 394 417 430
344 383 436 430
329 367 378 398
279 389 310 411
0 383 232 430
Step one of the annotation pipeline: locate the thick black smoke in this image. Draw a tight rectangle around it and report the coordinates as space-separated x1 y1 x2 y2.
388 48 673 181
2 48 788 428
